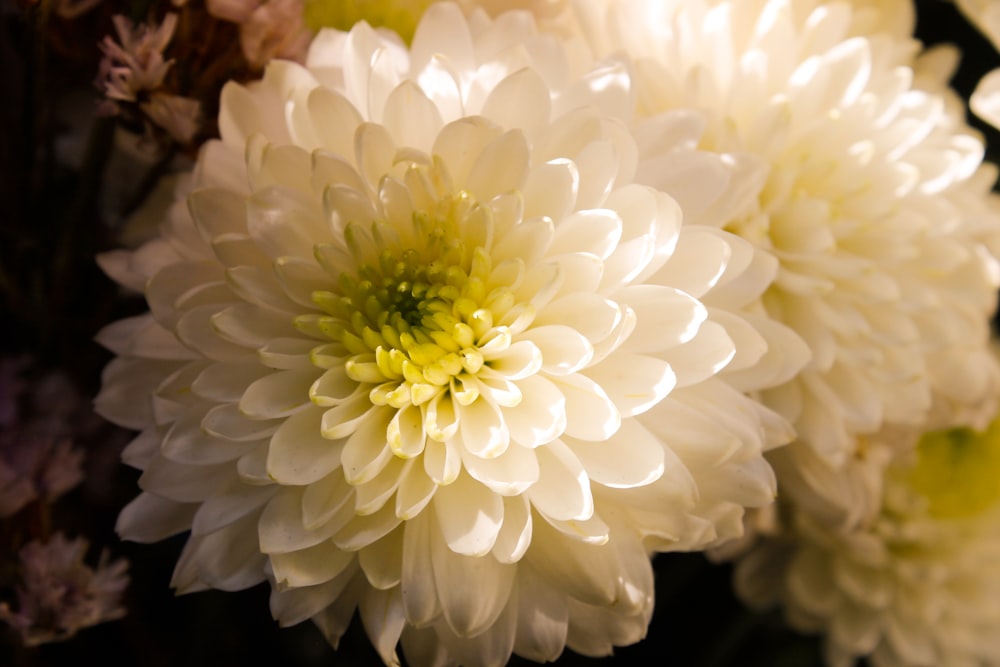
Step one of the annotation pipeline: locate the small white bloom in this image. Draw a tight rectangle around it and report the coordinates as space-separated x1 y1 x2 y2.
734 419 1000 667
97 4 801 664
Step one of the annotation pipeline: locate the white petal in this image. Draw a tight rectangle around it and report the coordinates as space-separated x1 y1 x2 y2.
523 158 578 222
359 586 407 666
423 437 462 485
491 494 532 564
569 419 664 489
524 517 617 607
504 375 566 447
660 320 736 388
382 80 443 153
459 396 510 458
341 406 394 484
481 67 551 139
267 407 345 485
302 470 355 530
528 439 593 521
139 455 234 502
432 117 504 191
550 374 620 442
549 209 622 260
433 472 503 557
462 443 539 496
395 459 438 520
259 487 348 554
354 457 404 516
430 516 515 637
519 325 593 375
202 403 280 441
269 565 359 627
333 501 401 551
513 565 569 662
400 512 441 627
175 516 267 591
388 404 426 458
484 340 542 381
584 352 676 417
117 492 197 542
618 284 708 353
192 362 269 402
270 539 355 588
307 87 364 156
358 527 404 590
466 129 530 201
192 483 277 536
239 369 316 418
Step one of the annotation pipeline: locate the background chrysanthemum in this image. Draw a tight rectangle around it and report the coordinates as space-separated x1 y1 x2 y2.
568 0 1000 522
95 4 804 665
733 418 1000 667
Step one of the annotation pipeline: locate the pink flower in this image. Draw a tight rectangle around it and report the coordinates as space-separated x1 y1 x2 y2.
205 0 311 68
0 535 129 646
98 14 178 104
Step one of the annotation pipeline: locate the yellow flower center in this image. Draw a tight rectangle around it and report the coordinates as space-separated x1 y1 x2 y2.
305 192 527 415
906 417 1000 519
303 0 437 43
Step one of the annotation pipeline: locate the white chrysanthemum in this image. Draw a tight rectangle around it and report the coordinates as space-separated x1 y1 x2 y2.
96 4 801 664
734 419 1000 667
570 0 1000 519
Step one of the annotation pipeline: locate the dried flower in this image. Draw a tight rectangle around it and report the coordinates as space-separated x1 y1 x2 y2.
98 14 178 105
0 535 129 646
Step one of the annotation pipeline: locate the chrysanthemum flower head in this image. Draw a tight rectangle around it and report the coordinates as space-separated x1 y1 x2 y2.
96 4 803 664
570 0 1000 521
735 417 1000 667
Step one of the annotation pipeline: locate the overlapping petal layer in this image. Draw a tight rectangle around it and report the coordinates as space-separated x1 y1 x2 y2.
570 0 1000 520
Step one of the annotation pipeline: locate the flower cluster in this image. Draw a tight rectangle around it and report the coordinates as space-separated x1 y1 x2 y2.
98 13 202 145
71 0 1000 665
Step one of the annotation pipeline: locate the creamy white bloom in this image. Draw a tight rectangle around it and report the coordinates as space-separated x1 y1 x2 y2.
570 0 1000 521
96 4 801 664
735 419 1000 667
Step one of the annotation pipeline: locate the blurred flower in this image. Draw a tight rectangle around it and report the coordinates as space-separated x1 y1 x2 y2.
98 14 178 105
0 534 129 646
0 360 87 518
206 0 311 68
139 92 201 144
52 0 103 20
570 0 1000 523
96 3 803 664
734 418 1000 667
0 437 84 517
